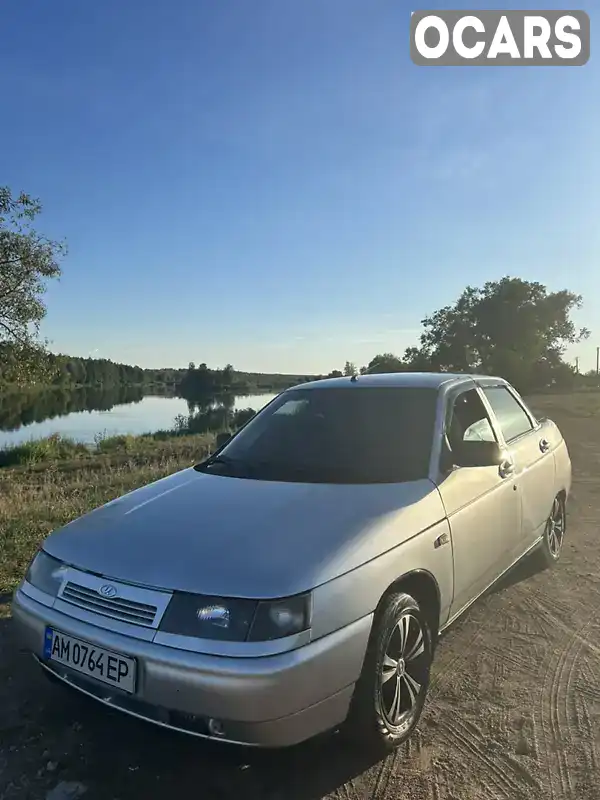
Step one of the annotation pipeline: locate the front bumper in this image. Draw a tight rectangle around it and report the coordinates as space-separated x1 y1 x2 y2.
12 587 372 747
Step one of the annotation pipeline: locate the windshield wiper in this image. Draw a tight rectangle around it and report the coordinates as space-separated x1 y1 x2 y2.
194 454 244 473
195 455 295 478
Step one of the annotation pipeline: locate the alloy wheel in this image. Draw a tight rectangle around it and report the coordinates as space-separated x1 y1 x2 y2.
379 612 428 727
547 497 565 558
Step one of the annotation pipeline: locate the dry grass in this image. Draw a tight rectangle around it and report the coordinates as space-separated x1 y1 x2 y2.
0 433 213 594
527 391 600 419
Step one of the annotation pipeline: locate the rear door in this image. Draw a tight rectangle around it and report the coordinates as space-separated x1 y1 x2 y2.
480 382 556 556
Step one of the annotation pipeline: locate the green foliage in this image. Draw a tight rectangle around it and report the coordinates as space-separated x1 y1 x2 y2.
177 405 256 436
329 278 588 393
172 414 189 433
234 407 257 428
0 343 187 389
0 345 312 395
94 432 138 454
362 353 405 374
0 188 66 384
343 361 357 377
0 342 58 387
178 362 307 398
143 428 178 441
0 428 217 469
401 277 588 391
0 433 89 467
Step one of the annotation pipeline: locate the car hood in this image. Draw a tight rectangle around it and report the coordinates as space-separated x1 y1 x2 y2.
43 468 444 598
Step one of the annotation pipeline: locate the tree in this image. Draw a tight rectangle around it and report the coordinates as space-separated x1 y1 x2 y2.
343 361 357 377
403 277 589 391
0 187 66 384
362 353 405 374
222 363 234 386
401 346 434 372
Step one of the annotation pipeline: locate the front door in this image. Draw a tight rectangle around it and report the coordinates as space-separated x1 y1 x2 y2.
437 386 522 619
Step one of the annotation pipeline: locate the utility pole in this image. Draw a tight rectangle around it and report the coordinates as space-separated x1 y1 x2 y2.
575 356 579 374
596 346 599 376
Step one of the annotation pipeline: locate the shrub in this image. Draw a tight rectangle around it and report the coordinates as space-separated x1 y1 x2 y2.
0 434 89 467
95 433 137 454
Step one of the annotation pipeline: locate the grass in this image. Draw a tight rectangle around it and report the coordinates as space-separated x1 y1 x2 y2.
0 428 212 468
0 431 214 595
0 434 90 468
527 392 600 419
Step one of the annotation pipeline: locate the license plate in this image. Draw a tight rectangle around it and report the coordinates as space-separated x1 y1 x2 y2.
43 628 136 694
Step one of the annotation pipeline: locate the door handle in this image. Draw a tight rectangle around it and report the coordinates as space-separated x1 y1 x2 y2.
499 460 514 478
539 438 551 453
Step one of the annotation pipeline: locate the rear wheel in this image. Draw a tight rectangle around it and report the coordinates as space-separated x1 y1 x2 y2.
534 494 566 569
344 592 433 754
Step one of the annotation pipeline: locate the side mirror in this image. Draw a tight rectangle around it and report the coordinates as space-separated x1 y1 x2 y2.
215 431 231 449
453 440 503 468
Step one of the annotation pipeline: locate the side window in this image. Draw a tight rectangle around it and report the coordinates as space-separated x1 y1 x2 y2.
482 386 533 443
445 389 497 452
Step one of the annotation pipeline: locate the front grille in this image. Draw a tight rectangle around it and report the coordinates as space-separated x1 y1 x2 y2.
61 581 158 626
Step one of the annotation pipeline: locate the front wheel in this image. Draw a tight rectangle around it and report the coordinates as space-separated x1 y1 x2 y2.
343 592 434 754
534 494 566 569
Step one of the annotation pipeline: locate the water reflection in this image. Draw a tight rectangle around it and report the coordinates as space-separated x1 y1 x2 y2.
175 396 260 437
0 388 277 447
0 385 148 432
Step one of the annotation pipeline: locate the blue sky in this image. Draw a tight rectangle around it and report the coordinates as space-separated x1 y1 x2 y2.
1 0 598 374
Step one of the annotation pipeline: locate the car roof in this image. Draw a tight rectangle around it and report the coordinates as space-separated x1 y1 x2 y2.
288 372 507 391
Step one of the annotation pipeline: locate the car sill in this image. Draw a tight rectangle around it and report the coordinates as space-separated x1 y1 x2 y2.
439 535 544 634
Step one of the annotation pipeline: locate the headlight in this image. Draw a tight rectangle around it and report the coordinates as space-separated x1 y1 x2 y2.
248 594 311 641
159 594 257 641
158 592 311 642
25 550 68 597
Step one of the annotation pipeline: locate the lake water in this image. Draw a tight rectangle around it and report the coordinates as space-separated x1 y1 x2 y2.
0 393 277 448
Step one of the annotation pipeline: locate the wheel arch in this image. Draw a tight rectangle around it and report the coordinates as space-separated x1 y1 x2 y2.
379 569 441 644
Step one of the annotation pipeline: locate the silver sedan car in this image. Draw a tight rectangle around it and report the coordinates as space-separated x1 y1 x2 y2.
12 373 571 752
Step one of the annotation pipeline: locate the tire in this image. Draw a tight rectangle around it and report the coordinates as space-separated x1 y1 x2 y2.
343 592 434 754
534 494 566 569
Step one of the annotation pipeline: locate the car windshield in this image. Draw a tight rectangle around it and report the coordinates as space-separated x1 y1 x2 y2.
198 386 438 484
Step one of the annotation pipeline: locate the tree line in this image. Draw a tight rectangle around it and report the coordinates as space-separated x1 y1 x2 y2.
0 344 185 389
178 362 311 398
0 345 311 395
324 278 591 394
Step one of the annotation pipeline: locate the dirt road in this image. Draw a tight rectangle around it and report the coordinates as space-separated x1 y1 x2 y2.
1 394 599 800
